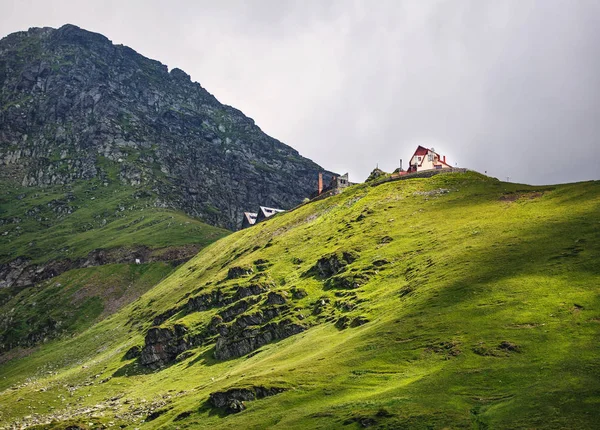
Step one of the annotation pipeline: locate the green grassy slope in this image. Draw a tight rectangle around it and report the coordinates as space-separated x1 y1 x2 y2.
0 171 598 429
0 178 228 265
0 169 230 358
0 262 175 357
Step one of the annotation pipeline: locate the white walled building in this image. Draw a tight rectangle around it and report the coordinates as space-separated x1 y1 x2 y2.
407 146 452 172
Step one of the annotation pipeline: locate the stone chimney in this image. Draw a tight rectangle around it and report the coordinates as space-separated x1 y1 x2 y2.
318 172 323 195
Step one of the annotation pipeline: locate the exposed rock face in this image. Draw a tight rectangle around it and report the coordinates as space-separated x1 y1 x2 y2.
139 282 288 367
209 386 286 414
227 266 253 279
0 256 79 289
185 289 231 313
308 250 358 279
234 283 268 300
0 24 332 229
219 299 255 322
265 291 287 305
0 245 199 289
139 325 189 369
366 167 386 182
151 283 270 329
214 319 304 360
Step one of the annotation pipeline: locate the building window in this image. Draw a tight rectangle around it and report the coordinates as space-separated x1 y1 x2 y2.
417 156 421 162
428 153 433 161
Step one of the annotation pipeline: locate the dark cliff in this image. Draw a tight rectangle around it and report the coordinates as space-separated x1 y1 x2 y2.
0 24 331 229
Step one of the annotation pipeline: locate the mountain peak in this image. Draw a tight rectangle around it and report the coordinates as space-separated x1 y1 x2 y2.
0 25 332 229
169 67 191 81
52 23 111 46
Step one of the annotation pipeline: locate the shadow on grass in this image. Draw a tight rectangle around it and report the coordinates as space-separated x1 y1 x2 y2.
112 360 155 377
186 346 219 368
198 400 229 418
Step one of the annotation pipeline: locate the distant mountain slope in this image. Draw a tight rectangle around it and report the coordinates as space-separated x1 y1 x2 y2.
0 24 330 230
0 171 230 356
1 172 598 429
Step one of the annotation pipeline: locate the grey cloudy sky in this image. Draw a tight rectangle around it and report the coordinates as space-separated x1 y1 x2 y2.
2 0 599 184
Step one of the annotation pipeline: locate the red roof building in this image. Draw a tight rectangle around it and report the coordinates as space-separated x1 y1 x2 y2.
407 146 452 173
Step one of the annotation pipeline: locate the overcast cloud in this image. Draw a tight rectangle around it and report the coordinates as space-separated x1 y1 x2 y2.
1 0 599 184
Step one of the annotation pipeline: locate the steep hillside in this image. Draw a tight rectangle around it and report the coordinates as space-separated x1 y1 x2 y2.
0 171 598 429
0 150 229 355
0 171 229 356
0 23 332 361
0 168 228 270
0 24 331 230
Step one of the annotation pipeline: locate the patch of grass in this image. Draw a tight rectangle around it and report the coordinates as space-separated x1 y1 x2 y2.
250 160 277 174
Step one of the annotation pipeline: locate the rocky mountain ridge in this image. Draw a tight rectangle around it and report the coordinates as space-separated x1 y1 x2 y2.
0 24 331 229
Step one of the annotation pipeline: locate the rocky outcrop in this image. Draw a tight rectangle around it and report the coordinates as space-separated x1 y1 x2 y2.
365 168 386 182
185 290 230 313
265 291 287 305
151 283 269 329
308 250 359 279
0 245 201 289
227 266 253 280
0 257 74 289
139 281 287 366
209 386 286 414
335 315 369 330
219 299 256 323
0 24 333 229
234 283 268 300
185 283 270 313
325 273 369 290
214 319 304 360
139 325 190 369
